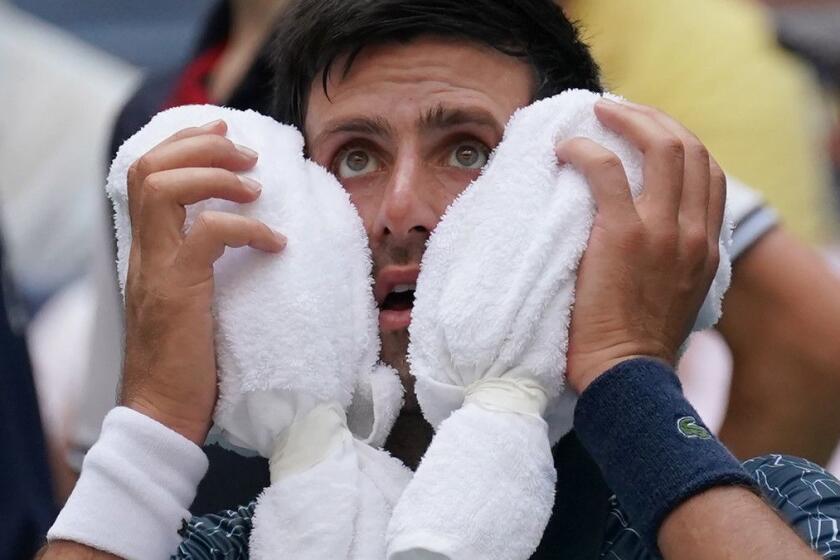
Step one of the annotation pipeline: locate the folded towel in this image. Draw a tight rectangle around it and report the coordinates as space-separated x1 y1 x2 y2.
386 90 732 560
107 105 411 560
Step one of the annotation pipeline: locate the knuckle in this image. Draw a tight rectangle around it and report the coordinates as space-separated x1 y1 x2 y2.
127 165 142 206
686 142 710 163
591 152 623 174
682 226 709 257
194 211 219 231
656 136 684 160
205 136 238 168
710 163 727 190
677 276 699 297
206 134 235 154
239 217 260 236
194 212 231 239
652 227 680 253
142 172 167 198
620 220 647 246
134 154 157 178
127 161 140 186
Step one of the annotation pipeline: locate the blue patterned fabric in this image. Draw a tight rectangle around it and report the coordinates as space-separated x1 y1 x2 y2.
599 454 840 559
174 503 254 559
744 454 840 558
173 454 840 559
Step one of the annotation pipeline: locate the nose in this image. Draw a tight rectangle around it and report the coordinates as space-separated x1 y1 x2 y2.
371 151 440 245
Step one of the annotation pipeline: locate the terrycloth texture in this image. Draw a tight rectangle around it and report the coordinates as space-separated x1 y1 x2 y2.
48 407 209 560
387 90 733 560
107 105 411 560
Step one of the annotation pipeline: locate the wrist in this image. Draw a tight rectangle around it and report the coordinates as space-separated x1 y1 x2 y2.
573 358 756 552
568 349 673 393
48 407 209 559
568 355 642 393
122 393 211 446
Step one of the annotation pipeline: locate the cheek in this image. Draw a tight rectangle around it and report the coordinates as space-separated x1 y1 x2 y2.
434 167 481 206
345 188 381 236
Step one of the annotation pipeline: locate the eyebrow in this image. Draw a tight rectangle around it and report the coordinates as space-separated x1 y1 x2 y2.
313 116 395 145
313 104 504 147
419 104 503 137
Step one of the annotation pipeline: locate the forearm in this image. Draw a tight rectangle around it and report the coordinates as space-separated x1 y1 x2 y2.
38 541 121 560
659 486 818 559
45 407 208 560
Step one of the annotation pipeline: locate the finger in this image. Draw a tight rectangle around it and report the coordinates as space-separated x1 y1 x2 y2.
623 101 727 256
707 156 727 244
127 120 227 223
556 137 638 223
156 119 228 148
138 168 263 262
134 134 258 181
594 99 684 221
127 124 249 238
175 211 286 283
625 103 711 237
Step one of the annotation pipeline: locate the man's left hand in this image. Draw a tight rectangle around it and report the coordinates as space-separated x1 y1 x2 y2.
559 100 726 393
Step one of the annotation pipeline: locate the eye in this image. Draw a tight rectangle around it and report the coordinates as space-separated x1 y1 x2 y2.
448 141 489 170
335 148 380 179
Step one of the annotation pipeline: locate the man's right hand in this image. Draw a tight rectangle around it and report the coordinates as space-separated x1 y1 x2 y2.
121 119 286 445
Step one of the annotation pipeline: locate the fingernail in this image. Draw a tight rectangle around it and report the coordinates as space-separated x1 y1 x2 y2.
235 144 258 159
273 230 287 248
623 100 646 109
596 98 620 108
200 119 223 129
240 176 262 194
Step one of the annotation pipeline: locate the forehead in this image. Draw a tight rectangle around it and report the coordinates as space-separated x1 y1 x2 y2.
304 36 535 143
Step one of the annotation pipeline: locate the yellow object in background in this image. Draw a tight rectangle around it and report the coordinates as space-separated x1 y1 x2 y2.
567 0 834 243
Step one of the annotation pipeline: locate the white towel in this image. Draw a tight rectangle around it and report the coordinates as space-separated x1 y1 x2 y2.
386 90 732 560
107 105 412 560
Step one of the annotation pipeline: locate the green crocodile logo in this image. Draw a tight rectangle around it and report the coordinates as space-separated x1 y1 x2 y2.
677 416 712 440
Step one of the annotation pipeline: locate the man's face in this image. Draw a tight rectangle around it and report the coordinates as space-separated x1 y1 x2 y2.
305 37 534 408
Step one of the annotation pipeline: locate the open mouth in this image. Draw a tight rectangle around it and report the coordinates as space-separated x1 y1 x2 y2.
375 268 419 331
380 284 416 312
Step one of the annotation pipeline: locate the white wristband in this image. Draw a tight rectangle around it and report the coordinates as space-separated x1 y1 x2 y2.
48 407 209 560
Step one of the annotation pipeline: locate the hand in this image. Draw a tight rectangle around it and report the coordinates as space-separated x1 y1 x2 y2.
121 119 286 445
558 100 726 393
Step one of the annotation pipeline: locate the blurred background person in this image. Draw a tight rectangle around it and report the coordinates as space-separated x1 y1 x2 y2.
0 0 142 517
0 1 141 310
0 229 56 560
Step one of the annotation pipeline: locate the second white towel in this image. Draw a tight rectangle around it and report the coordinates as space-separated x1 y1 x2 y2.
387 90 732 560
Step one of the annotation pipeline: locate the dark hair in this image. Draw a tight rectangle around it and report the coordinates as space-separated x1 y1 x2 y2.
269 0 602 128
